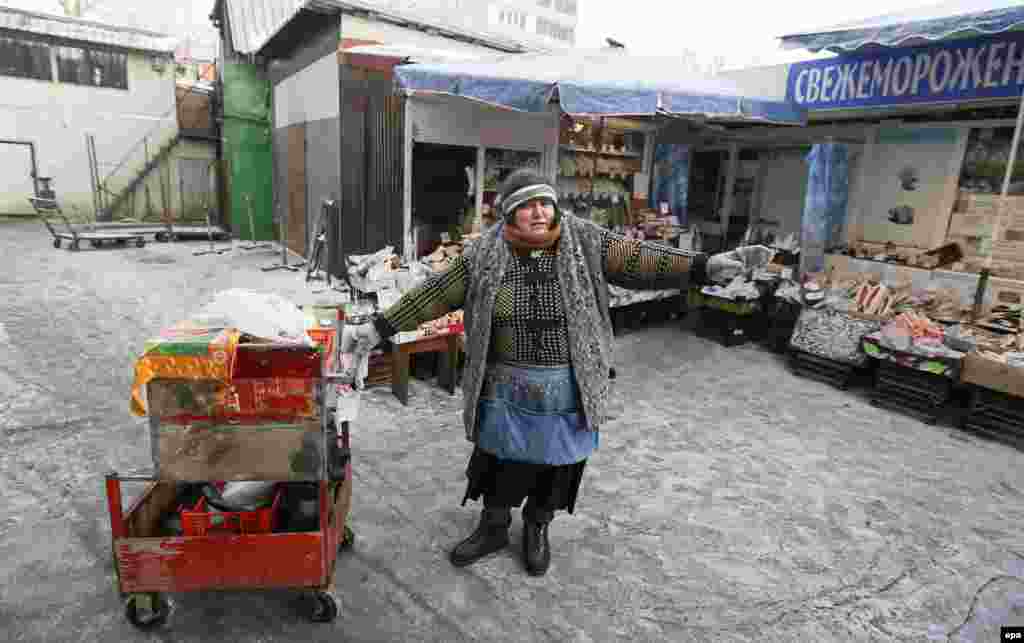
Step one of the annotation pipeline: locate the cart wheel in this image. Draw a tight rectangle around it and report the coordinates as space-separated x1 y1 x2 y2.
125 593 170 630
308 590 339 623
339 525 355 551
70 240 80 252
90 240 101 248
53 239 61 249
136 238 146 248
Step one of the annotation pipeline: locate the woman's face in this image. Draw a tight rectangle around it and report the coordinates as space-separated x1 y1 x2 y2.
512 198 555 235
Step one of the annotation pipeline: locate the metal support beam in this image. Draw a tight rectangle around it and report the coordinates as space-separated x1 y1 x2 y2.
988 89 1024 270
475 145 485 232
402 97 414 263
720 142 739 251
717 123 868 146
848 124 878 245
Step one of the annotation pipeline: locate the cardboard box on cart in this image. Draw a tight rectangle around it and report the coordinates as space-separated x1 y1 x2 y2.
139 335 326 481
153 415 325 482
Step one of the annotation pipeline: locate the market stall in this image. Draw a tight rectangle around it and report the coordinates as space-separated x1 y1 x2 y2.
401 91 559 263
391 48 805 335
556 112 686 327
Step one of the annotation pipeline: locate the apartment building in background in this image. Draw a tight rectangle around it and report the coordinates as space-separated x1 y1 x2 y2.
372 0 578 49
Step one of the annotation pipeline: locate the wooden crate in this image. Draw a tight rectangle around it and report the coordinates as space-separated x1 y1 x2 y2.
987 277 1024 309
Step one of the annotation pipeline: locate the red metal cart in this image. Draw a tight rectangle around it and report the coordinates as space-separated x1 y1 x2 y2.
107 316 354 628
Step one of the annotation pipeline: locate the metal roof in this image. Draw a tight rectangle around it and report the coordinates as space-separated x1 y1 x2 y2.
395 49 807 125
0 6 177 53
220 0 536 56
779 0 1024 53
342 43 485 64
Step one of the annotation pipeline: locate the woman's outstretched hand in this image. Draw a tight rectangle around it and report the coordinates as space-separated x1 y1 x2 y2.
338 323 383 387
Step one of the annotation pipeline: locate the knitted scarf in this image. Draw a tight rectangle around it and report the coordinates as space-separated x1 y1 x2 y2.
462 216 613 442
502 220 562 250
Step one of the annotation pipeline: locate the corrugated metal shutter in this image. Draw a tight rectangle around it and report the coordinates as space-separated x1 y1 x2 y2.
336 64 405 273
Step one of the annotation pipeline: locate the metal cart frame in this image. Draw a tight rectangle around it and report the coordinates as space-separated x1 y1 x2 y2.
105 328 355 629
31 197 148 251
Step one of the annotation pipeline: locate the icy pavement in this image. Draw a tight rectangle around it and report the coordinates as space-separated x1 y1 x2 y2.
2 221 1024 642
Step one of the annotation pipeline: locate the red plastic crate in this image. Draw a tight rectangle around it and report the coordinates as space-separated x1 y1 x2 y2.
180 486 283 537
232 345 321 380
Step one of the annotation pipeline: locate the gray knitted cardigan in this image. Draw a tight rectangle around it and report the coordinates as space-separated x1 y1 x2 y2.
459 215 701 442
374 214 706 442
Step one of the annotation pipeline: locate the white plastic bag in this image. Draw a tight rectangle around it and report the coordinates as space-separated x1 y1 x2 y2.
195 289 311 344
347 246 395 277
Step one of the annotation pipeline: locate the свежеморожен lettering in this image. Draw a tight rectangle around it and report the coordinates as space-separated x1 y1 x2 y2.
792 41 1024 104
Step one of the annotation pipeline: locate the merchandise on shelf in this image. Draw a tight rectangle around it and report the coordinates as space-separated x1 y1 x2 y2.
421 233 482 273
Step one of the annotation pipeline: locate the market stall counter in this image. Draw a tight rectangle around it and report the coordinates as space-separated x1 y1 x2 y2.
958 314 1024 447
688 256 784 348
861 313 966 424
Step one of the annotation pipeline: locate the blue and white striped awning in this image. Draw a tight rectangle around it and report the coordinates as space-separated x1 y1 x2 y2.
394 49 807 125
779 0 1024 53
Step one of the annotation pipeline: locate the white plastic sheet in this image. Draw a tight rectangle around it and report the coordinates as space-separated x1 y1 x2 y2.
193 289 312 345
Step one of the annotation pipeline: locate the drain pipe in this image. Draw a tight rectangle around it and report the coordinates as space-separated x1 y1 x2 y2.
0 139 40 197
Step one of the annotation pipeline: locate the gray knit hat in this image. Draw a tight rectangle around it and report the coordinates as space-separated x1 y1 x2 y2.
495 169 561 226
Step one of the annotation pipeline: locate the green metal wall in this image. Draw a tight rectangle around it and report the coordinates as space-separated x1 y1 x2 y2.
222 63 274 241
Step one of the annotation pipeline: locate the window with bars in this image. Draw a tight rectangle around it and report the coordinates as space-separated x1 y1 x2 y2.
536 17 573 42
56 45 128 90
0 36 53 81
555 0 577 15
498 8 528 29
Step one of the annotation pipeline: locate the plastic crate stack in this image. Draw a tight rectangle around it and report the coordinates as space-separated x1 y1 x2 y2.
870 361 954 425
963 387 1024 449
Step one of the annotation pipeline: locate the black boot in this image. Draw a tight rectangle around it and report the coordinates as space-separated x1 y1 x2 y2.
449 506 511 567
522 501 553 576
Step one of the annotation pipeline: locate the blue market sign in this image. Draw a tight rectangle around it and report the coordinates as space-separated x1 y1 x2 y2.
786 32 1024 111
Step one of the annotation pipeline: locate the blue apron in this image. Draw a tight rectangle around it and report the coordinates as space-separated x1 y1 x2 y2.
476 362 598 465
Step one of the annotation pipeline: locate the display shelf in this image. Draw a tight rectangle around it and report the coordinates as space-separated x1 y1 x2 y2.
560 145 642 158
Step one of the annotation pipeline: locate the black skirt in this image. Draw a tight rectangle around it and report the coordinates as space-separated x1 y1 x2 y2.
461 447 587 514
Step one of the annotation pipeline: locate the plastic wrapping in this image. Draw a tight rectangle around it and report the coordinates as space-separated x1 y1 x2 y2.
195 289 311 345
130 290 312 417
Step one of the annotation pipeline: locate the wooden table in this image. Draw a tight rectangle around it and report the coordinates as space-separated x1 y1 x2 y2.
391 332 463 405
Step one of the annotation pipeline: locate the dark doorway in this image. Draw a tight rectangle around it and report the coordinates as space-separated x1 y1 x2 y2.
412 142 476 258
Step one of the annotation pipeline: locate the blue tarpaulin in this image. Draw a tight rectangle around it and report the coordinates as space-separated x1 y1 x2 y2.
801 143 850 274
650 144 690 225
394 50 806 125
779 0 1024 53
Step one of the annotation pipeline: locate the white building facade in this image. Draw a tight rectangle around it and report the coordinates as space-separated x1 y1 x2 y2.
373 0 578 49
0 7 177 217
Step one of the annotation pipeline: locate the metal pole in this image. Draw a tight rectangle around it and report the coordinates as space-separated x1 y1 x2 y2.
990 90 1024 269
974 90 1024 319
86 134 99 220
178 169 186 226
27 141 39 197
